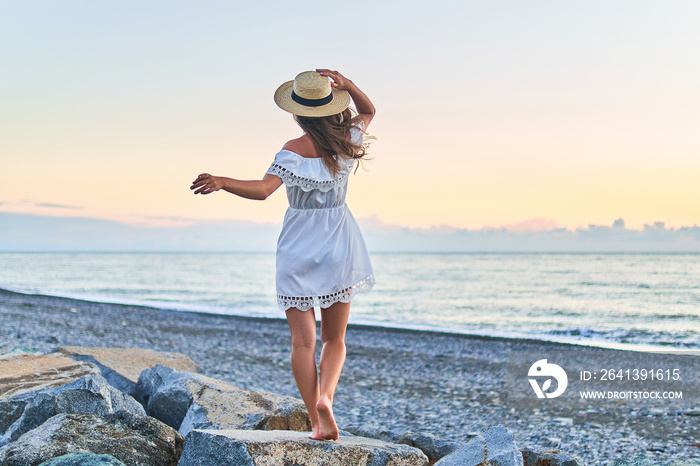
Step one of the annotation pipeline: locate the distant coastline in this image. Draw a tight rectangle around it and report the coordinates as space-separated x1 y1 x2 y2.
2 212 700 252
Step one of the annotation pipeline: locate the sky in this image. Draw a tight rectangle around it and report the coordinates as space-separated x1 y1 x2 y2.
2 1 699 232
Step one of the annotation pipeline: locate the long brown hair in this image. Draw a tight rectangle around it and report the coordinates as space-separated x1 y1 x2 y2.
294 108 369 176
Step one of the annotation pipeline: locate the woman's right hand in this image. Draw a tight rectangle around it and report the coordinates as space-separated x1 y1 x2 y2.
190 173 223 195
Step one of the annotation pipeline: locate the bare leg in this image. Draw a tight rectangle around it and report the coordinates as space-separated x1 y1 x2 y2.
285 307 321 438
315 301 351 440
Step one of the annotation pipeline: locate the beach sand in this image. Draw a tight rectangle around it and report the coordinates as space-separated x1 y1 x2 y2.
1 288 698 464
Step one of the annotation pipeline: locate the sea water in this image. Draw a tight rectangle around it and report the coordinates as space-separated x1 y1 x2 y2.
0 253 698 351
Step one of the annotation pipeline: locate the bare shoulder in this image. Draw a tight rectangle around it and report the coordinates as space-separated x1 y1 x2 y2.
282 136 304 152
282 135 318 158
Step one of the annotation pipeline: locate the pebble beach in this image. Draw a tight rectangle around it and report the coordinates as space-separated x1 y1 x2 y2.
1 288 699 464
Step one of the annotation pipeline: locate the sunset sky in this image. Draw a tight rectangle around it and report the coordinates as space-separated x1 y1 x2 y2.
2 1 699 231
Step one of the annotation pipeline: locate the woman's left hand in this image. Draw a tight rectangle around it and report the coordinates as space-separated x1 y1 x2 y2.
316 69 354 91
190 173 223 195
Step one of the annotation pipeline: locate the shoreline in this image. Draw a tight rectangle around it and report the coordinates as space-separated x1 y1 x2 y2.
1 288 699 464
2 287 697 355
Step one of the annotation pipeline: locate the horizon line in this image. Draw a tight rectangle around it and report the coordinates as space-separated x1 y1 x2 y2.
1 210 698 233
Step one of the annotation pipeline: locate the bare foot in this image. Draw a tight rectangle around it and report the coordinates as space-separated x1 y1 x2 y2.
310 395 339 440
308 422 321 439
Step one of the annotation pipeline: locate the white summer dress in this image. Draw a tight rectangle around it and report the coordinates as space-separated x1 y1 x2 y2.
266 125 375 312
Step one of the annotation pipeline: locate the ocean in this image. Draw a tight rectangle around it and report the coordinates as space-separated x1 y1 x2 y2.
1 252 698 351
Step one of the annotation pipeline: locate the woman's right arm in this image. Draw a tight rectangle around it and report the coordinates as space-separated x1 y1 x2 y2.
316 69 375 129
191 173 282 200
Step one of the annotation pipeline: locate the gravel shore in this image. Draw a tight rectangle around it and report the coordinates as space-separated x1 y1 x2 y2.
1 288 698 464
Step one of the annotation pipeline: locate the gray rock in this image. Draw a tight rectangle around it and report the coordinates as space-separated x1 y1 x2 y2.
0 352 101 439
136 365 310 436
56 346 201 397
135 365 190 428
521 446 584 465
177 429 429 465
0 412 183 466
38 452 127 465
343 426 404 443
0 398 27 438
133 364 177 406
435 425 523 466
399 431 464 462
344 426 463 462
0 352 100 401
1 373 145 446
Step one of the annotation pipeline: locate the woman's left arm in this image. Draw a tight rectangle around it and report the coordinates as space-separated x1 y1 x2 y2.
190 173 282 200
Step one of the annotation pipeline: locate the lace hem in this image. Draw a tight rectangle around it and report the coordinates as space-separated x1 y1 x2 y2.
277 274 375 312
267 163 350 193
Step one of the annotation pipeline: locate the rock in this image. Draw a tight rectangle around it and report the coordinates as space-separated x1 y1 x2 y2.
0 353 101 439
551 417 574 426
132 364 177 407
1 373 146 446
0 352 100 400
399 431 464 463
0 397 29 440
542 437 562 448
136 365 310 436
0 412 183 466
177 429 429 465
135 366 198 431
343 426 404 443
434 426 523 466
344 426 463 463
56 346 201 397
38 452 127 465
521 446 584 466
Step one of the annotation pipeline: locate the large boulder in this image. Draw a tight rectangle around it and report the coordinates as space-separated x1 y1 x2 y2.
345 426 464 463
56 346 201 397
0 353 100 400
0 412 183 466
1 374 145 446
0 353 101 440
136 365 310 436
38 452 127 465
401 431 464 463
521 446 584 466
435 426 523 466
0 398 26 442
177 429 429 466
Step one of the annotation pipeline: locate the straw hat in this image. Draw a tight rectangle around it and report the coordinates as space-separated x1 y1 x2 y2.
274 71 350 117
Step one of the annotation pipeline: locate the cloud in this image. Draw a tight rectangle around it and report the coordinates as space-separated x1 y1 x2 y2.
34 203 82 210
496 217 562 233
359 217 700 253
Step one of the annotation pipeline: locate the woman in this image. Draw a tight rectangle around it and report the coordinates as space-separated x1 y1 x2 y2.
190 69 375 440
